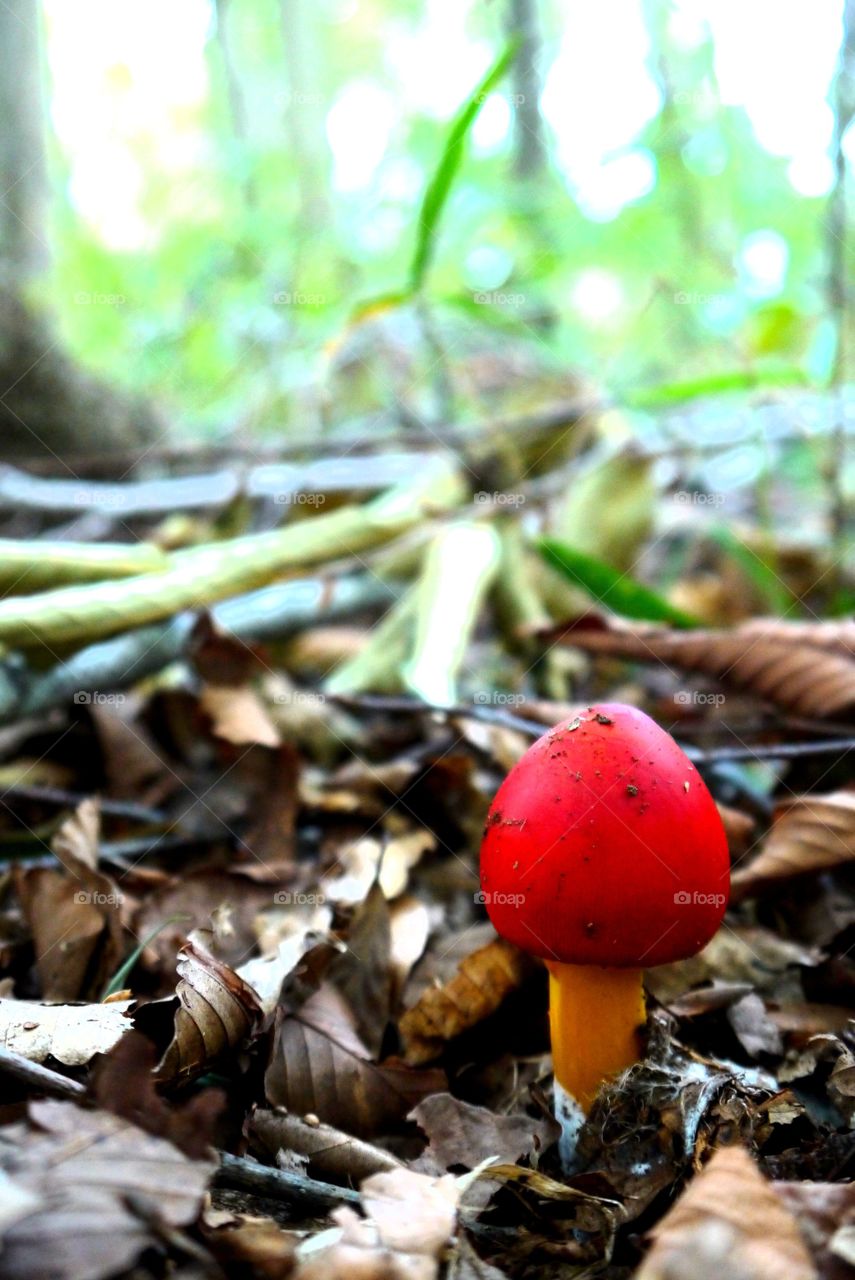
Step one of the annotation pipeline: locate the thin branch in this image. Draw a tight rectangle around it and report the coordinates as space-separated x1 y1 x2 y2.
0 1045 86 1099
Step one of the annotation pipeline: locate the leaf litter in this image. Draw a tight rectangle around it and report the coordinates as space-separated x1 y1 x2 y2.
1 435 855 1280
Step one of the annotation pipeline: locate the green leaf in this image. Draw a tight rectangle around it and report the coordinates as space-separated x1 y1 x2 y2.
102 914 191 999
538 538 699 628
707 525 794 615
624 365 810 410
408 41 518 293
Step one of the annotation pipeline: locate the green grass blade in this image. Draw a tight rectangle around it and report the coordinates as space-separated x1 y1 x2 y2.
408 41 518 293
102 914 191 999
539 537 699 628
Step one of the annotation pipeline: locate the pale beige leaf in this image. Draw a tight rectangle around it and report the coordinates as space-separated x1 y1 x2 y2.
732 792 855 900
0 997 132 1065
200 684 281 747
51 797 101 871
635 1146 815 1280
295 1167 460 1280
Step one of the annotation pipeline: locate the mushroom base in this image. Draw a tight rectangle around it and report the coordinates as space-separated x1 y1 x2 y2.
547 962 646 1111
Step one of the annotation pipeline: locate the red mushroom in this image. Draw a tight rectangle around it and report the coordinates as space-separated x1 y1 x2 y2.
479 703 729 1141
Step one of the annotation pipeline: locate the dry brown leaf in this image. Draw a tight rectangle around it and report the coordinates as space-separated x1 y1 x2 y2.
635 1145 816 1280
265 982 445 1136
200 684 282 747
400 938 533 1064
739 618 855 656
202 1210 298 1277
249 1106 404 1181
13 865 124 1002
146 938 264 1083
410 1093 558 1209
543 616 855 718
0 1099 216 1280
732 792 855 900
326 882 393 1057
717 801 758 861
774 1181 855 1280
52 797 101 871
0 996 132 1065
294 1166 460 1280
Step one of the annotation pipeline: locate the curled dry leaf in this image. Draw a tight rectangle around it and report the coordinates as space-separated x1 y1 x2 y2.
0 997 132 1066
732 792 855 901
249 1106 404 1182
541 615 855 718
635 1145 815 1280
0 1099 217 1280
265 983 445 1137
146 939 264 1083
294 1166 460 1280
400 938 533 1065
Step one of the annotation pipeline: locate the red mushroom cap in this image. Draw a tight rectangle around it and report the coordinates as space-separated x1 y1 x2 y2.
479 703 730 967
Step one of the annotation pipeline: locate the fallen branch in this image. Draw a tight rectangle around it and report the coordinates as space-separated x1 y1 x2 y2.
0 1045 87 1100
0 463 463 650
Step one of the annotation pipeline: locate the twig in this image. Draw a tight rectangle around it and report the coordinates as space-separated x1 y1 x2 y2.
215 1151 360 1213
215 1152 514 1241
0 1045 86 1099
330 693 855 763
0 785 166 825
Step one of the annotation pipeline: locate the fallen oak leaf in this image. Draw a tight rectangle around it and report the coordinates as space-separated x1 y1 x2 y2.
538 615 855 719
400 938 533 1064
635 1145 815 1280
732 791 855 901
265 983 445 1136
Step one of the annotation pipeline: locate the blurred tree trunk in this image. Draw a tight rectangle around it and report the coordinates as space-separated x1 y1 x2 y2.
0 0 159 466
280 0 332 232
508 0 547 180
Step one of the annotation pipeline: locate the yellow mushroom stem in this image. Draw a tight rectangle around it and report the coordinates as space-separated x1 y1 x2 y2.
547 961 646 1111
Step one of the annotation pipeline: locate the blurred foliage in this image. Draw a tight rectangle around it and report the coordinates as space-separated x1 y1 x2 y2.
42 0 844 439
